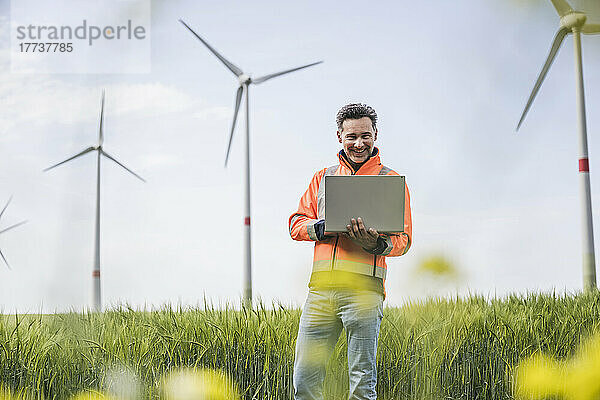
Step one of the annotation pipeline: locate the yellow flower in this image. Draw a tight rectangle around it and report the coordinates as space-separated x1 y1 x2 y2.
416 255 459 278
161 368 240 400
70 391 118 400
514 333 600 400
514 353 566 399
565 334 600 400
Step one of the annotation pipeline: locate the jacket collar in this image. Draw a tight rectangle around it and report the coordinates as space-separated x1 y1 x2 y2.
338 147 381 174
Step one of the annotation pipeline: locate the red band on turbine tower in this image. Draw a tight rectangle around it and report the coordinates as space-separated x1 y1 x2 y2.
92 270 100 278
244 217 250 226
579 158 589 172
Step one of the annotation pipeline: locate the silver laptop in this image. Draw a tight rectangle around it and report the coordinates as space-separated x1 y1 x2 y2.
324 175 405 233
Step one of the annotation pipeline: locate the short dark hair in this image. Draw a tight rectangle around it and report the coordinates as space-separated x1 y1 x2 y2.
336 103 378 131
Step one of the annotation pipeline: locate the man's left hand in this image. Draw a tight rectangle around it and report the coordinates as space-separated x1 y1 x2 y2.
345 217 379 251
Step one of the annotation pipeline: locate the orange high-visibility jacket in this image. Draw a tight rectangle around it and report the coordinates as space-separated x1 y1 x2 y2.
289 148 412 292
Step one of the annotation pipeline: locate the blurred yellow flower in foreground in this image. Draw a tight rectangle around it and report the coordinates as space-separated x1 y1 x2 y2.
70 391 118 400
416 255 459 278
565 334 600 400
515 332 600 400
514 353 566 398
161 368 240 400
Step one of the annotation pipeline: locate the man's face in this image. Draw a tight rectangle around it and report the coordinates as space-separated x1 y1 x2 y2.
337 117 378 164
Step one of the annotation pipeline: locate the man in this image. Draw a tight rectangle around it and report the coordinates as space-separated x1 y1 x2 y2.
288 103 412 400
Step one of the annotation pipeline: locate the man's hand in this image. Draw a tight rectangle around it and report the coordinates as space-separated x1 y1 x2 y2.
345 217 379 251
315 220 336 241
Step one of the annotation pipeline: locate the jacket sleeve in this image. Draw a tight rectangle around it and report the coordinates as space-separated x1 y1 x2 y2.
377 181 412 257
289 169 326 241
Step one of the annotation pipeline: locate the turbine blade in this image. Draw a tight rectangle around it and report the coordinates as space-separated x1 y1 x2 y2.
99 89 105 146
0 248 11 270
517 27 569 131
550 0 573 17
43 147 96 172
0 220 27 235
178 19 244 77
225 86 244 167
0 196 12 221
583 24 600 34
252 61 323 85
100 150 146 182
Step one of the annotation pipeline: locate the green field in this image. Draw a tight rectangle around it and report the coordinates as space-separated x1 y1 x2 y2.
1 291 599 399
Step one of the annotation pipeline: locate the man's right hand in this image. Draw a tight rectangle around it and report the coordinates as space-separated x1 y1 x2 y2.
345 217 379 251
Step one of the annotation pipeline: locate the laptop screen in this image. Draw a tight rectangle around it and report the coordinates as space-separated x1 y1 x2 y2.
324 175 405 233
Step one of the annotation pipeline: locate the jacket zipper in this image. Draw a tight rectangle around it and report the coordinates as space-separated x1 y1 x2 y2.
340 156 357 175
331 235 339 271
350 163 357 175
373 254 377 276
335 158 354 271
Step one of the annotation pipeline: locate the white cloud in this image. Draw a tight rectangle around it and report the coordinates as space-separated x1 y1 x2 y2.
192 106 231 122
0 65 204 136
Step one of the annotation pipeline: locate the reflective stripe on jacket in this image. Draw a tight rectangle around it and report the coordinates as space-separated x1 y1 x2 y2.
288 147 412 293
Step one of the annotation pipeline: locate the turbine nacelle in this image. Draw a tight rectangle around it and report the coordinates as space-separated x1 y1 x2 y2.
560 12 587 29
238 74 251 85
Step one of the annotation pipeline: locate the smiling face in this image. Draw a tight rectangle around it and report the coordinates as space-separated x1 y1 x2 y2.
337 117 378 164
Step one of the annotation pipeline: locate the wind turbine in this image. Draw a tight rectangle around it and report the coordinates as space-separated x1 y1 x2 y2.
179 19 323 307
0 196 27 269
516 0 600 290
44 90 145 311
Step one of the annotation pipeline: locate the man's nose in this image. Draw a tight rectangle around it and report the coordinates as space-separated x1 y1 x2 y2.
355 138 364 148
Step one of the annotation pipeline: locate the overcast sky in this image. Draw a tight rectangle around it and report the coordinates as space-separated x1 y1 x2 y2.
1 0 600 313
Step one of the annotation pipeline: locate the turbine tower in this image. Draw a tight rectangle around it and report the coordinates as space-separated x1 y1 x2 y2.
0 196 27 269
517 0 600 290
179 19 323 307
44 90 145 311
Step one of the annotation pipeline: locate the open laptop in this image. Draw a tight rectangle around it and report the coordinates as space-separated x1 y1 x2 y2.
324 175 405 233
